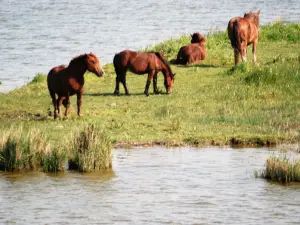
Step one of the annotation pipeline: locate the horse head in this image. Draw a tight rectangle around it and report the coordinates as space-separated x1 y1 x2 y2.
244 10 260 28
166 72 176 94
85 53 105 77
155 52 176 94
191 33 207 45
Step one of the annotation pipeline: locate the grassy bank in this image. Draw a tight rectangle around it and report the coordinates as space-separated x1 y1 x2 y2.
0 22 300 147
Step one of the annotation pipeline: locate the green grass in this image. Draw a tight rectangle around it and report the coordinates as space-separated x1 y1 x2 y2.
256 154 300 183
0 22 300 147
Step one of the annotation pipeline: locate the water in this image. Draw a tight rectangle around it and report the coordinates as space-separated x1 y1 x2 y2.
0 0 299 92
1 147 300 224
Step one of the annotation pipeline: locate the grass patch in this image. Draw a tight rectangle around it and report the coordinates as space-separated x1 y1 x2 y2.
68 124 112 172
30 73 47 84
256 154 300 183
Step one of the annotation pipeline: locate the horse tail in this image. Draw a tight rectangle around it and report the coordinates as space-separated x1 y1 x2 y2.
233 21 242 53
113 53 122 74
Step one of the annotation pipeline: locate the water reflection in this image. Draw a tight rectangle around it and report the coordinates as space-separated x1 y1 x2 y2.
1 147 300 223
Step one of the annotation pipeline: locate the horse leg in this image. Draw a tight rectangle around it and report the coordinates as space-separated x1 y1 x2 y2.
120 75 130 95
252 41 257 64
77 88 84 116
234 49 240 66
114 76 121 96
56 96 64 119
153 73 159 94
63 96 70 118
240 44 247 63
144 71 155 96
49 90 58 119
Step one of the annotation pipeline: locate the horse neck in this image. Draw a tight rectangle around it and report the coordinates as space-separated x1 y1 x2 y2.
161 63 171 78
67 59 87 79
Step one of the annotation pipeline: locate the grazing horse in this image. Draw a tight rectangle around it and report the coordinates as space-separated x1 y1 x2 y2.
47 53 104 119
113 50 175 96
174 32 207 65
228 10 260 65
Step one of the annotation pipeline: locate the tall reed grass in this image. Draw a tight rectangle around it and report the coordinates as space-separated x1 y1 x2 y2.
0 128 66 172
256 155 300 183
68 124 112 172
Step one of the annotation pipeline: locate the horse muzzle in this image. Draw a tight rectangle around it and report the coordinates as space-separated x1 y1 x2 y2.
97 71 105 77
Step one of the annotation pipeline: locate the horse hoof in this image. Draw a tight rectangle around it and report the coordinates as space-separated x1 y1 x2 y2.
114 91 120 96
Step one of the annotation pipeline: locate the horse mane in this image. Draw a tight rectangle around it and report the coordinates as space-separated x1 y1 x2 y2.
68 54 87 66
154 52 174 76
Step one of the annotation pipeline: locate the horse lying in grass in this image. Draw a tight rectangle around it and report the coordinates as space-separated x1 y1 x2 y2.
47 53 104 119
228 10 260 65
173 32 207 65
113 50 175 96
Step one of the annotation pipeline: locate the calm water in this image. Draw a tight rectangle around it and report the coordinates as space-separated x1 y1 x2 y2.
0 0 300 92
0 147 300 224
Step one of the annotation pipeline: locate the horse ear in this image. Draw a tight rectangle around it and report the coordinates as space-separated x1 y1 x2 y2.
257 10 260 15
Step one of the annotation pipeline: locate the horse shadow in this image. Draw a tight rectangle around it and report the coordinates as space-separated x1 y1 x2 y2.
84 92 158 97
170 60 221 69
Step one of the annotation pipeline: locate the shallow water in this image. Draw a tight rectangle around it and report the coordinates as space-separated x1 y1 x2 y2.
1 147 300 224
0 0 300 92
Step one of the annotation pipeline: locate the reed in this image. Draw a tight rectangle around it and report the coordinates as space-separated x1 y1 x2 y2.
68 124 112 172
0 127 66 172
257 155 300 183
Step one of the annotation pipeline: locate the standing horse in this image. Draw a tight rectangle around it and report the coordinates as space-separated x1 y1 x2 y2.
47 53 104 119
228 10 260 65
174 32 207 65
113 50 175 96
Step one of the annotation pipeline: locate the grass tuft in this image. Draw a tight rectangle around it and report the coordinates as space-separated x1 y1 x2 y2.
256 155 300 183
0 127 66 172
41 147 67 173
30 73 46 84
68 124 112 172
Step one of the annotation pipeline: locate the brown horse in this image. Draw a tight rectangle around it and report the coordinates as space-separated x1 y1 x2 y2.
113 50 175 96
174 32 207 65
228 10 260 65
47 53 104 119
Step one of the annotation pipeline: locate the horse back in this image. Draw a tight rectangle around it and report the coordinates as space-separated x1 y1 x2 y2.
178 43 206 64
114 50 156 74
228 16 258 48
